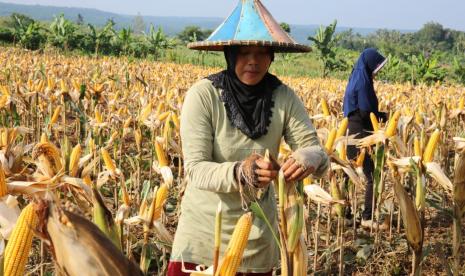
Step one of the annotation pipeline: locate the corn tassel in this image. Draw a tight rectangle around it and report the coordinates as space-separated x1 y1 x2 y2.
423 129 440 163
216 212 253 276
4 203 38 276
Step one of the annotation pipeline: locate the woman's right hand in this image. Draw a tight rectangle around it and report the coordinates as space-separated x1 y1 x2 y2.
254 158 279 188
236 154 279 188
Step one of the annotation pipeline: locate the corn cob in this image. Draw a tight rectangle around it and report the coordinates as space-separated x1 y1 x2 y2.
94 109 103 124
336 118 349 138
325 128 337 152
4 203 38 276
49 105 62 125
155 140 168 167
157 111 170 122
385 110 401 138
370 112 379 131
152 183 168 222
423 129 440 163
216 212 253 276
321 98 330 116
69 144 81 177
171 112 180 130
138 102 152 122
0 166 7 197
459 97 465 110
101 148 116 174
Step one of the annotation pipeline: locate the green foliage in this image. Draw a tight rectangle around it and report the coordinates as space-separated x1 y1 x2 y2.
408 53 446 85
308 20 347 77
49 14 77 51
452 57 465 84
280 22 291 33
177 25 211 43
144 24 175 60
10 15 46 50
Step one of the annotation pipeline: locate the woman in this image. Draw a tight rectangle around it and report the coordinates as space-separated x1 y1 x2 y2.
168 1 329 275
343 48 387 228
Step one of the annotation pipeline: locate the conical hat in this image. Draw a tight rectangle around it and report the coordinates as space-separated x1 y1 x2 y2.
187 0 310 53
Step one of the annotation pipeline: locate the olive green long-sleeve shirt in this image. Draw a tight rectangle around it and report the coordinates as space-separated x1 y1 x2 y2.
171 78 328 273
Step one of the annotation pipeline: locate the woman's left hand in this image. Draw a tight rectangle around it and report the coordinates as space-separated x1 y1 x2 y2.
281 157 314 182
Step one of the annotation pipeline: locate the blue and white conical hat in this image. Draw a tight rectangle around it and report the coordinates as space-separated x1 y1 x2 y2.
187 0 310 53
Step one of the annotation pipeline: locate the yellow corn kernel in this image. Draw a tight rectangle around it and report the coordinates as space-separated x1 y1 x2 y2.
68 144 81 177
138 102 152 122
157 111 170 122
370 113 379 131
459 97 464 110
60 79 68 93
325 128 337 152
355 148 366 168
321 98 330 116
0 166 7 197
423 129 440 163
385 110 401 138
94 109 103 124
217 212 253 276
415 112 423 126
101 148 116 174
336 118 349 138
39 133 48 143
339 141 347 161
49 105 62 125
4 203 38 276
171 112 180 130
155 140 168 167
152 183 168 221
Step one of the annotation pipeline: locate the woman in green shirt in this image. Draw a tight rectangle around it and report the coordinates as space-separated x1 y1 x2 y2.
168 1 329 275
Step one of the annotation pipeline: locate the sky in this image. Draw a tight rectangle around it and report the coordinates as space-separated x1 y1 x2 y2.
2 0 465 31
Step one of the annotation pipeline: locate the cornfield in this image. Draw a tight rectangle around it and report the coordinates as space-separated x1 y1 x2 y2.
0 46 464 275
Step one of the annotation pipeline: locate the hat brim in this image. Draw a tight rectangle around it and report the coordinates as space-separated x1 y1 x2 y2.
187 40 311 53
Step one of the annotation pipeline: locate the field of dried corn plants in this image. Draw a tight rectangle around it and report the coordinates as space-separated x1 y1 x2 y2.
0 46 464 276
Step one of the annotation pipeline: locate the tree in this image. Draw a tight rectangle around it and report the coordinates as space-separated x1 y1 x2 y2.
144 24 175 59
280 22 291 34
177 26 210 43
86 20 116 56
115 27 133 55
308 20 347 77
49 14 77 51
133 12 146 34
10 14 45 50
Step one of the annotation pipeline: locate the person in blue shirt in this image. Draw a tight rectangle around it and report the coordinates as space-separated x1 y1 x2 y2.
343 48 387 228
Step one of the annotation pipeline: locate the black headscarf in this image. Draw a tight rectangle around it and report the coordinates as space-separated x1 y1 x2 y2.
206 46 282 139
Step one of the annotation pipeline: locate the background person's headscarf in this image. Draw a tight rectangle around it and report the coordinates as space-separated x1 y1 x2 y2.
343 48 386 118
207 46 282 139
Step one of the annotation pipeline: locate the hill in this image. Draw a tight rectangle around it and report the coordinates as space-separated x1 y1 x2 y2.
0 1 393 43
